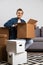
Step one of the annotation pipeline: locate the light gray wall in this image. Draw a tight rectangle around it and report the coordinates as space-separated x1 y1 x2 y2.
0 0 43 27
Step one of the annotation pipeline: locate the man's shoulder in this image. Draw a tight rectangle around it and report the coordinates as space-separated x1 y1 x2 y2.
11 17 17 21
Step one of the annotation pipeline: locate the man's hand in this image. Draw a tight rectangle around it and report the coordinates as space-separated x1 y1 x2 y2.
12 24 17 27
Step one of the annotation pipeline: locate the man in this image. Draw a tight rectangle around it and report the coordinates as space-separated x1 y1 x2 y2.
4 8 25 39
4 8 33 50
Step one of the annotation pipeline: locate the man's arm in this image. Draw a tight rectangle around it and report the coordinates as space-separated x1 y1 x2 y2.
12 24 17 27
4 18 13 27
4 18 17 27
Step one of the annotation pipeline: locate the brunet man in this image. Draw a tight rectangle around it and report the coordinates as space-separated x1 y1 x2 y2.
4 8 25 39
4 8 33 50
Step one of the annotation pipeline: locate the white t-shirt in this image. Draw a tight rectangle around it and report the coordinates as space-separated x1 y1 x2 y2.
12 19 21 27
18 19 21 23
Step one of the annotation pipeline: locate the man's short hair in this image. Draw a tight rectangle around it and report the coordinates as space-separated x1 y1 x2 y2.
16 8 24 14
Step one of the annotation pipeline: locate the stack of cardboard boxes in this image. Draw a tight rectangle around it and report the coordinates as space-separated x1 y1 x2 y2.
0 19 37 65
6 40 27 65
6 19 37 65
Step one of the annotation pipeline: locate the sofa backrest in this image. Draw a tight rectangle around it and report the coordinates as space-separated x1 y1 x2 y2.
35 26 40 37
41 27 43 37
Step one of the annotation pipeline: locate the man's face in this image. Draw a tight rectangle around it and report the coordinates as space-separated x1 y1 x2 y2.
16 11 23 19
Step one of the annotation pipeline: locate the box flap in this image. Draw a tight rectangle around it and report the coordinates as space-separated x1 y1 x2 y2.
27 19 37 24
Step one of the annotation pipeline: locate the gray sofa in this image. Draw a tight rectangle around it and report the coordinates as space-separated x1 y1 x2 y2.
27 27 43 51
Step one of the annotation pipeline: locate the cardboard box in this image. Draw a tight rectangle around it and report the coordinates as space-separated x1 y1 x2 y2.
7 39 26 54
8 51 27 65
17 19 37 38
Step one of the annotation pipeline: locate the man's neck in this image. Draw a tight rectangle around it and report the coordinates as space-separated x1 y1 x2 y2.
17 17 21 20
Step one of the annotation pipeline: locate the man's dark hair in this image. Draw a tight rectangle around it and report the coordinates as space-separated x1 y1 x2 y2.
16 8 24 14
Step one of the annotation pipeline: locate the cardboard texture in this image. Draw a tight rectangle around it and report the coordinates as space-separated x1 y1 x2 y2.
0 46 3 61
0 34 7 46
0 34 8 61
17 19 37 38
0 46 7 61
0 27 9 39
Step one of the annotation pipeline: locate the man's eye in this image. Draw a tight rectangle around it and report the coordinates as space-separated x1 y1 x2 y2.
18 13 22 14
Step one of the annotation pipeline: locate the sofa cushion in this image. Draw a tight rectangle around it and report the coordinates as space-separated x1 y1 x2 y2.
33 37 43 42
35 27 40 37
27 42 43 50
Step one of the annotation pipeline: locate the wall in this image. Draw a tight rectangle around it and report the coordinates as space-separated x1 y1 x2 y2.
0 0 43 27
